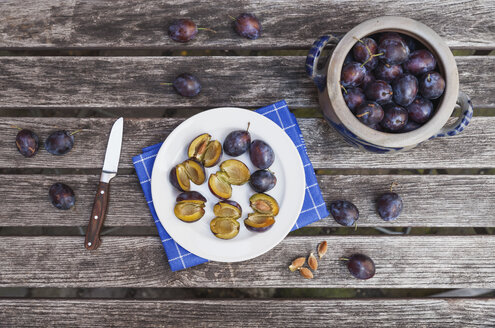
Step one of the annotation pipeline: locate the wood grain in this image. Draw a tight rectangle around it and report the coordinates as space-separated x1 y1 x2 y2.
1 117 494 169
0 0 494 49
0 56 492 109
1 174 493 228
1 235 495 288
1 299 494 327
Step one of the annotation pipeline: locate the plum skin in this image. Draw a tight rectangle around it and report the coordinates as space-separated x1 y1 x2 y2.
378 38 410 65
355 101 384 126
249 169 276 193
406 96 434 124
168 19 198 42
392 74 418 107
401 120 422 132
419 71 445 100
343 88 366 113
234 13 261 39
45 130 75 155
374 63 403 83
341 62 366 88
380 104 408 132
346 254 376 280
173 73 201 97
352 38 378 70
364 80 393 105
249 140 275 169
49 183 75 210
16 129 39 157
176 191 206 203
403 50 436 76
223 129 251 157
377 192 403 221
329 200 359 227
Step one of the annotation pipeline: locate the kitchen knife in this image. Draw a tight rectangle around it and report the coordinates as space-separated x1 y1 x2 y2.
85 117 124 250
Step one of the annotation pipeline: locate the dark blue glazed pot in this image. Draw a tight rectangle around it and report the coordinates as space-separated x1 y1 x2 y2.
306 17 473 153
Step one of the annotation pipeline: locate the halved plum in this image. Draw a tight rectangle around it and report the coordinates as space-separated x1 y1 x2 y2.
188 133 211 161
188 134 223 167
174 201 205 222
169 164 190 191
244 213 275 232
208 172 232 199
183 159 206 185
220 159 250 185
213 200 242 219
203 140 222 167
249 193 279 216
210 217 240 239
176 191 207 203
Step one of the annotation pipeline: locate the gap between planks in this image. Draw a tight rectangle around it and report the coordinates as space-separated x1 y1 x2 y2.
1 235 495 288
0 174 494 228
0 117 494 169
0 299 494 327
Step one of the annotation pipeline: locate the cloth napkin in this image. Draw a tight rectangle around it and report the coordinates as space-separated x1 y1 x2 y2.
133 100 329 271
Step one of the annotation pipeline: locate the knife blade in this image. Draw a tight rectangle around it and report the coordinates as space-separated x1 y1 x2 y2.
85 117 124 250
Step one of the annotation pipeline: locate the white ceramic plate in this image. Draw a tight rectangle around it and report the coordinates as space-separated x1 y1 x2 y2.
151 107 305 262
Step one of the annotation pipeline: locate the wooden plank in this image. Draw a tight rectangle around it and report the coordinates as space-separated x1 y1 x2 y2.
0 117 494 169
1 235 494 288
1 0 494 50
0 56 492 108
1 174 494 228
1 299 494 327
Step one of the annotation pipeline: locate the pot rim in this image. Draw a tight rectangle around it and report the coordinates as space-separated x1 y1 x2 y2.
326 16 459 148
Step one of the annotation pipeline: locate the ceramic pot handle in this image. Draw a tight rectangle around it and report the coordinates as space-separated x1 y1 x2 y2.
305 34 341 92
430 92 473 139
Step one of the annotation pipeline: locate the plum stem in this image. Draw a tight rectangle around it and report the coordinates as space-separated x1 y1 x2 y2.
160 82 173 86
390 181 399 192
70 129 82 136
427 74 431 82
340 84 347 94
197 27 217 34
246 122 250 133
356 111 369 118
267 168 275 175
354 221 358 231
339 257 349 261
228 15 237 21
360 52 383 68
10 125 22 131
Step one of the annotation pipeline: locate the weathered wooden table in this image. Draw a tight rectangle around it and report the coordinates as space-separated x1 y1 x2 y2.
1 1 495 327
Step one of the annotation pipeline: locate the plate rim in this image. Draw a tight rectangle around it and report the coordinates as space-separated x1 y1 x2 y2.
150 107 306 262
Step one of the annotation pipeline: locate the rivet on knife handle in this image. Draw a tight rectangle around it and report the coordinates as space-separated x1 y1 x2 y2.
85 181 110 250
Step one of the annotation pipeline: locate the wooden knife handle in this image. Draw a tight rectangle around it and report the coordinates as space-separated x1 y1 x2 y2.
85 181 110 250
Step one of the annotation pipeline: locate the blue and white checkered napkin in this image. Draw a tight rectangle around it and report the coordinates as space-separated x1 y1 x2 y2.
133 100 329 271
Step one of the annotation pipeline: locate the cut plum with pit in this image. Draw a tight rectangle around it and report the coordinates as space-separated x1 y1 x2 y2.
188 134 223 167
188 133 211 161
169 164 191 191
219 159 250 185
244 213 275 232
183 159 206 185
210 217 240 239
174 201 205 222
249 193 279 216
213 200 242 219
208 172 232 199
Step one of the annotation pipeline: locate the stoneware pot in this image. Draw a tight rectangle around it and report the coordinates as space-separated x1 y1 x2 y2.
306 16 473 153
